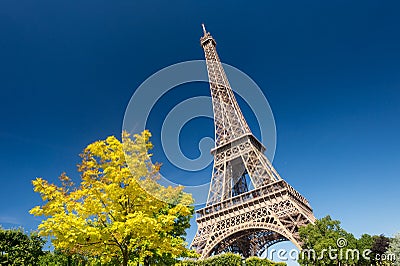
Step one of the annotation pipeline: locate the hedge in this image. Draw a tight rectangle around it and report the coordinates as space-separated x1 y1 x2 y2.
245 256 287 266
177 254 287 266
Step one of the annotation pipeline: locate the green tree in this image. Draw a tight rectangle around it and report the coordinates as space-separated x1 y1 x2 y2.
37 251 69 266
38 250 93 266
0 227 45 265
357 233 374 265
298 215 358 265
30 131 195 266
371 235 390 265
388 233 400 266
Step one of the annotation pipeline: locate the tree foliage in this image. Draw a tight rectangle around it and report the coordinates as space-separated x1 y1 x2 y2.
298 216 397 265
177 254 287 266
388 233 400 266
37 251 70 266
37 249 96 266
298 215 358 265
30 131 195 266
0 227 45 265
357 233 374 265
177 253 242 266
245 256 286 266
371 234 391 265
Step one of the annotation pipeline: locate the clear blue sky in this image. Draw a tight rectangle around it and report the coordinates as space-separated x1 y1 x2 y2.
1 0 399 260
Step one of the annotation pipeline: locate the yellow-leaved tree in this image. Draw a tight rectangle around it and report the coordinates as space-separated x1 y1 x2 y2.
30 131 196 266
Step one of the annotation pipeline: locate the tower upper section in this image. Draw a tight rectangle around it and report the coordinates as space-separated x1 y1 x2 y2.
200 24 252 148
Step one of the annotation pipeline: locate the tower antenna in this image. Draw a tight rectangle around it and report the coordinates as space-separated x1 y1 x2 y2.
202 23 207 35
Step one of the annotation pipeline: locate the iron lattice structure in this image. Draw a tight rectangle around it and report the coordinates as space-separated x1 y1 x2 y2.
191 25 316 258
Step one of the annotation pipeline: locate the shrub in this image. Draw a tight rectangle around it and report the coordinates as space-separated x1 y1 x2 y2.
177 253 242 265
245 256 287 266
177 253 287 266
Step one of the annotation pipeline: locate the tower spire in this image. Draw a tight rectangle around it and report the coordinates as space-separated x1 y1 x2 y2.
202 23 207 35
199 25 250 148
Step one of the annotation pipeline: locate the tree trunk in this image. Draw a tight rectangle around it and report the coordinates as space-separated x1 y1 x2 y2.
144 255 150 266
122 249 129 266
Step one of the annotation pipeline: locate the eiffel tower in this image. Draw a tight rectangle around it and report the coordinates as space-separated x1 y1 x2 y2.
190 25 316 258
